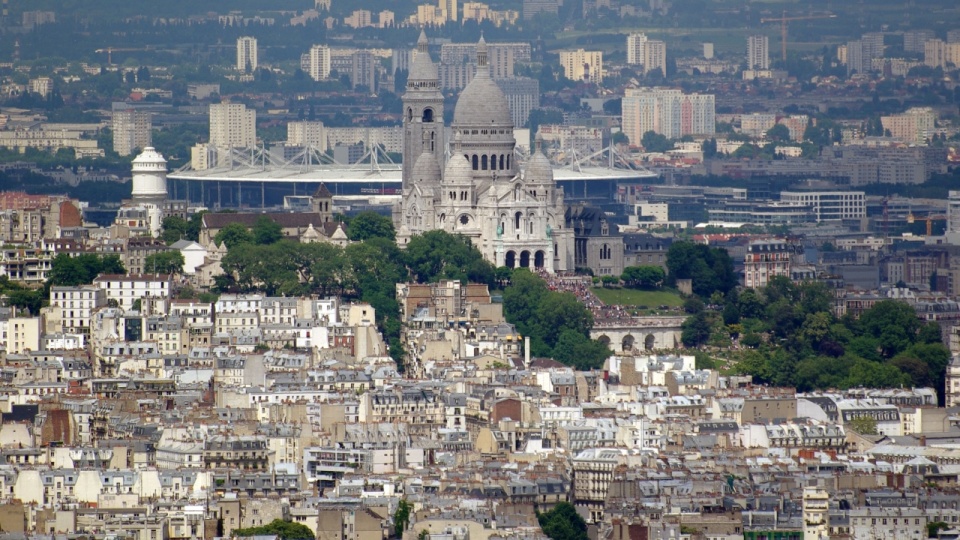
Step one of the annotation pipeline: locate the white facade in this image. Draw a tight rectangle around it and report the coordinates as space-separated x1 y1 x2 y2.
308 44 332 81
741 113 777 138
559 49 603 83
93 274 172 312
779 191 865 222
394 34 574 273
112 109 152 157
949 191 960 234
642 40 666 75
747 34 769 70
170 240 207 275
287 121 326 148
50 286 107 335
209 103 256 150
626 33 647 66
622 87 715 142
237 36 259 72
1 317 40 354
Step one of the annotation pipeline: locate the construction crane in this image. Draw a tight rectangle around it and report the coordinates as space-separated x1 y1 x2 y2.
94 47 153 65
907 213 947 236
760 11 837 62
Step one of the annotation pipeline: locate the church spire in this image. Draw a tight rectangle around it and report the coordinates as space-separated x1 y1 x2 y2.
476 34 488 71
417 29 429 54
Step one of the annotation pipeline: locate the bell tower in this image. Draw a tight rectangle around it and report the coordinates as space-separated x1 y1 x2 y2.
402 30 445 189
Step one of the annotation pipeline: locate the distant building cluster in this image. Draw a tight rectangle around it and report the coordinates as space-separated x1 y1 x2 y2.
621 87 716 142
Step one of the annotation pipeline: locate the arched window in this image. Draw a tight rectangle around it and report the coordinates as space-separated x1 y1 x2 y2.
490 154 497 170
528 214 534 234
600 244 611 260
422 108 434 122
515 211 522 231
481 155 488 170
472 155 479 170
500 154 505 169
506 155 511 169
407 108 413 121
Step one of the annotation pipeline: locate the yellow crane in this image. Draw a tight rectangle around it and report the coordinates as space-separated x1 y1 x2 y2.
907 213 947 236
760 11 837 62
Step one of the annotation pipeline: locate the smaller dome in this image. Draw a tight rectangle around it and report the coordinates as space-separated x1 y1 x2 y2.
412 151 441 184
444 153 473 184
524 135 553 183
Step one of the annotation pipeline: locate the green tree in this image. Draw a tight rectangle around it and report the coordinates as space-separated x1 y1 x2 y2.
537 502 588 540
641 130 673 152
858 300 922 358
253 215 283 245
766 123 791 142
48 253 125 286
393 499 412 538
347 211 396 242
6 288 44 316
144 251 185 275
928 521 950 538
722 302 740 325
681 312 712 347
403 230 494 285
666 241 736 297
215 223 254 249
535 293 594 349
600 275 619 288
847 416 878 436
234 519 315 540
621 265 664 288
160 215 190 244
684 296 705 314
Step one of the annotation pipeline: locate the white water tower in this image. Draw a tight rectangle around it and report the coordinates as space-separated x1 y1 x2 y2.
130 147 168 205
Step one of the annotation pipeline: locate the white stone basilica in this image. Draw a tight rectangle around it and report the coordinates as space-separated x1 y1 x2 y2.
394 32 573 273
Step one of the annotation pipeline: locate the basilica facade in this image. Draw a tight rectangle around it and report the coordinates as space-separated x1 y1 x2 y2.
394 32 574 273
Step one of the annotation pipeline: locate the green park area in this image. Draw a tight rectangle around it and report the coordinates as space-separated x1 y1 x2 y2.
590 287 684 308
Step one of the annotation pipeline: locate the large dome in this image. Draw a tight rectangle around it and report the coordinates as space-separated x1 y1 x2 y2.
452 38 512 127
453 74 512 127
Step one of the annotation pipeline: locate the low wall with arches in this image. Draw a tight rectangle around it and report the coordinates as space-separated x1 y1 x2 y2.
590 316 687 353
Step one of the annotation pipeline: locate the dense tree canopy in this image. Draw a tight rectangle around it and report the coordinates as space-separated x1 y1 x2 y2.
723 278 951 403
253 215 284 245
665 242 737 298
214 223 254 249
48 253 125 286
641 131 673 153
234 519 314 540
503 269 608 369
537 502 588 540
404 230 495 286
621 265 665 289
215 229 503 369
144 251 185 275
160 212 205 244
347 211 396 242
